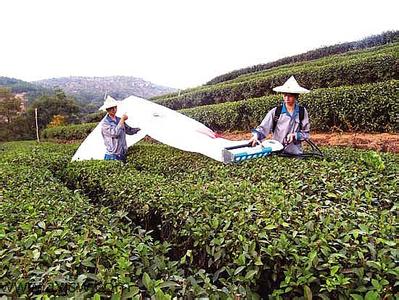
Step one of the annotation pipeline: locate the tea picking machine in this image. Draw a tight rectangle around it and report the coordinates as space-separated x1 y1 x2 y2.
222 139 323 163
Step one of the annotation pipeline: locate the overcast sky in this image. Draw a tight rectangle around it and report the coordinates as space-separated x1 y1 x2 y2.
1 0 398 89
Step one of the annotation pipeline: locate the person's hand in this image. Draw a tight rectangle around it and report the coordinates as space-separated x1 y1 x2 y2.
286 133 296 144
249 136 259 147
119 114 128 126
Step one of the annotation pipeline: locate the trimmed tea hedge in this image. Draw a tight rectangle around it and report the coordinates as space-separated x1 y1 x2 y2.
153 43 399 110
62 143 398 299
0 143 203 299
41 122 97 140
41 80 399 142
206 31 399 85
1 141 398 298
181 80 399 133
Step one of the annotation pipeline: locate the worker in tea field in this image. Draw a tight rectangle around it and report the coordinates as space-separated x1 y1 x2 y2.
250 76 310 155
100 95 140 162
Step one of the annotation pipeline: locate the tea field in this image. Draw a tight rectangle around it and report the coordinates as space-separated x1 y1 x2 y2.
1 141 398 299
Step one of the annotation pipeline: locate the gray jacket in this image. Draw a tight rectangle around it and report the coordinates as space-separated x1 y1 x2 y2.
253 103 310 155
101 115 140 156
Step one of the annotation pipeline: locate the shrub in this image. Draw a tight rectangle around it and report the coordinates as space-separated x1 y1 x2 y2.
61 143 399 299
182 80 399 133
153 43 399 110
41 122 97 140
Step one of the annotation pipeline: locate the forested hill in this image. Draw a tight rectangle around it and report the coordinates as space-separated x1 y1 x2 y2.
0 77 51 101
33 76 177 105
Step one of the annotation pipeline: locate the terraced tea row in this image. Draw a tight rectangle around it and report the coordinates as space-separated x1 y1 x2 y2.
153 43 399 110
42 80 399 141
62 143 398 298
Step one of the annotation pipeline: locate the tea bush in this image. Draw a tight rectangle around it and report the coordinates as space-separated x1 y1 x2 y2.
41 122 97 141
0 143 215 299
2 139 397 299
153 43 399 110
41 80 399 142
61 143 399 299
182 80 399 132
205 31 399 85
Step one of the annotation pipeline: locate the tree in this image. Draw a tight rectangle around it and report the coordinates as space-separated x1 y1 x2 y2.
27 89 80 129
0 87 22 124
0 88 82 142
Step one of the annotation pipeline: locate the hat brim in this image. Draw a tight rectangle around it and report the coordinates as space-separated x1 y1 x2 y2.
99 104 118 111
273 86 310 94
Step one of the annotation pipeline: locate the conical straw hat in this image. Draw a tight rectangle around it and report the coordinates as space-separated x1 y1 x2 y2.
99 95 119 111
273 76 310 94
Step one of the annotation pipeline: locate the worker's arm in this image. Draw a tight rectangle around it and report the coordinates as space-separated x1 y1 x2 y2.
125 124 140 135
102 121 123 138
119 114 140 135
249 108 275 146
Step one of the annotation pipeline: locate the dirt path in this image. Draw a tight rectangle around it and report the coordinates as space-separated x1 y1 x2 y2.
220 132 399 153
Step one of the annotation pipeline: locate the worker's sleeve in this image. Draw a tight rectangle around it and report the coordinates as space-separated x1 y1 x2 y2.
125 123 141 135
252 108 275 140
296 108 310 141
102 122 123 138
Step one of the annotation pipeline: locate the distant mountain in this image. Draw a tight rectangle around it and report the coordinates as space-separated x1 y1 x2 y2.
33 76 177 105
0 77 51 101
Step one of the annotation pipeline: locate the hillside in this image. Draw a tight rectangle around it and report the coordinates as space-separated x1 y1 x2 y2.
206 30 399 85
0 77 51 101
33 76 177 105
152 42 399 110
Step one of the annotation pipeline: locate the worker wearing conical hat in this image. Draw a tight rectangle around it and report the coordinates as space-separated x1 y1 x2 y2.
100 95 140 162
250 76 310 155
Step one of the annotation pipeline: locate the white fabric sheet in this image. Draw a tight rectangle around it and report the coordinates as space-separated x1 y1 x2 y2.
72 95 252 162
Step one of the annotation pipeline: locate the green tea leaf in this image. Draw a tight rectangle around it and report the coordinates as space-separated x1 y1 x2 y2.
303 285 312 300
365 291 379 300
245 269 258 280
32 249 40 261
234 266 245 275
330 265 339 276
142 272 152 290
158 281 180 289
